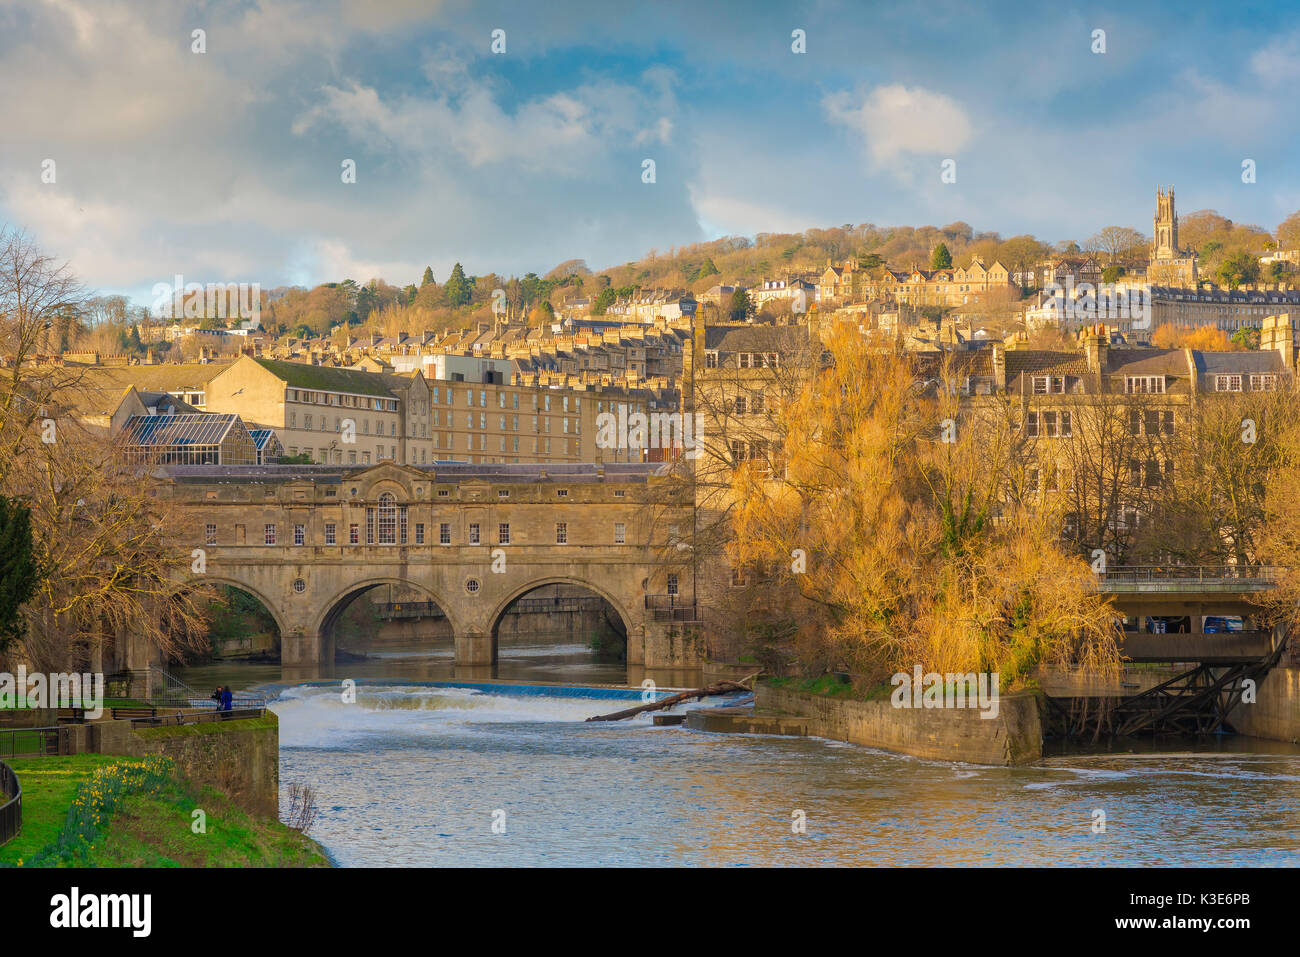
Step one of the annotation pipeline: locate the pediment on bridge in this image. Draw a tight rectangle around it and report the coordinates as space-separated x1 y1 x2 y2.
346 461 434 500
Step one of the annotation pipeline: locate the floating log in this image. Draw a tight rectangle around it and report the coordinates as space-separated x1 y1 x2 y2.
585 678 755 722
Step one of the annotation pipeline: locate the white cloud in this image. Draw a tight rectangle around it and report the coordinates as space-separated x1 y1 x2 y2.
823 84 973 168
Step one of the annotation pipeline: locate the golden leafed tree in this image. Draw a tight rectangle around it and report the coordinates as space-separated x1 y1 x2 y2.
727 326 1118 686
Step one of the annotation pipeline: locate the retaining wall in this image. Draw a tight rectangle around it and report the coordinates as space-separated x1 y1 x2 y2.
756 684 1044 766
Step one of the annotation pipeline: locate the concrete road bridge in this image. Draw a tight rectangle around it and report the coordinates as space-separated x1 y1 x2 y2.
1098 565 1284 664
161 462 700 672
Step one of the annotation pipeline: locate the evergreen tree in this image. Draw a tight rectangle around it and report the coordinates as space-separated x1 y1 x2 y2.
930 243 953 269
726 288 754 322
444 263 473 308
591 287 617 316
694 258 720 281
0 495 38 653
421 266 435 288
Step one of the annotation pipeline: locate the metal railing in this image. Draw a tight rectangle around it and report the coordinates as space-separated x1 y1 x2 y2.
1098 565 1280 587
645 594 700 622
0 726 65 760
375 595 608 620
126 706 266 730
0 761 19 847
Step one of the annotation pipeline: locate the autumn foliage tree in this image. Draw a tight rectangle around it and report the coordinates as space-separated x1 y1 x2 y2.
725 327 1119 687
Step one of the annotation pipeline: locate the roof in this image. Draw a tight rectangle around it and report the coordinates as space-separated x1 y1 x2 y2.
1103 349 1189 377
1005 351 1089 378
249 357 395 398
79 363 228 394
160 461 669 484
248 428 281 451
703 324 811 353
1193 351 1287 376
121 413 243 448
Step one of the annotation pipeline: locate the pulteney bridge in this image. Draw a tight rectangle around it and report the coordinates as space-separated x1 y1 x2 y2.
161 462 699 671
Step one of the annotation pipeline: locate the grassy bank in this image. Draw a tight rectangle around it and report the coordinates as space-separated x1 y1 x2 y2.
0 754 329 868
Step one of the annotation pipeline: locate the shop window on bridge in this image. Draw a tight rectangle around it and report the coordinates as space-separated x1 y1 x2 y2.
440 523 451 545
415 523 425 545
294 524 305 546
264 523 276 546
325 523 337 546
469 523 480 544
667 573 678 596
349 523 359 545
205 523 217 545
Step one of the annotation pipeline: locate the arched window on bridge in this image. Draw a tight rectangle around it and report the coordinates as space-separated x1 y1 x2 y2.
376 492 397 544
367 492 409 546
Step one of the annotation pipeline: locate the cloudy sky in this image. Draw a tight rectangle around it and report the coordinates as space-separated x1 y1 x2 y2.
1 0 1297 303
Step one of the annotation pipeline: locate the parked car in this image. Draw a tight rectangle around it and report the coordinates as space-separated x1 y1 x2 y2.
1202 616 1243 634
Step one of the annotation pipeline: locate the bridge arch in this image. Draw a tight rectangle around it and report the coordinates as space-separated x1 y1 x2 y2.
484 575 635 666
191 574 291 638
313 576 464 640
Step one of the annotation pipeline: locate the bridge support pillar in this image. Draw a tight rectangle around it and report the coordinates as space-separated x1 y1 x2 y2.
282 629 334 669
456 631 496 667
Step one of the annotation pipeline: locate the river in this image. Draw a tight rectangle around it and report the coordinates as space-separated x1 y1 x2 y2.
179 637 1300 867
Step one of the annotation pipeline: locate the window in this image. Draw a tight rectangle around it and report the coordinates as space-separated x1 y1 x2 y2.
498 523 510 545
377 492 398 544
704 351 718 368
498 489 509 499
469 523 480 545
1126 376 1165 394
264 523 276 545
1215 374 1243 392
325 523 336 545
1026 411 1040 438
1032 375 1066 395
557 489 568 498
1251 374 1278 391
205 523 217 545
614 522 626 544
439 523 451 545
349 523 359 545
614 489 626 497
294 523 305 546
666 573 679 596
734 396 747 414
438 488 450 497
414 523 425 545
555 522 568 544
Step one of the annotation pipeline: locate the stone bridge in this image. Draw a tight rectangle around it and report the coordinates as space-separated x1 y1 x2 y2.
161 462 700 671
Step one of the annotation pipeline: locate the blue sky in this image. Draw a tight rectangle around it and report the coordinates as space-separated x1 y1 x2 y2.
1 0 1296 304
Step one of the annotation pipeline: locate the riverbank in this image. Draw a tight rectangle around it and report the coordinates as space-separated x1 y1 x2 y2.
0 754 329 868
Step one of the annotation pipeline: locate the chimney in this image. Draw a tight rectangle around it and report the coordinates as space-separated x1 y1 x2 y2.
991 342 1006 391
1264 313 1295 373
1080 322 1108 376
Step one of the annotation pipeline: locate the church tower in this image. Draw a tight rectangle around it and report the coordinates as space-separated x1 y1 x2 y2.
1152 186 1179 260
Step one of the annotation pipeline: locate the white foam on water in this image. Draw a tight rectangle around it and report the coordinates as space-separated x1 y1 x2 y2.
270 683 640 748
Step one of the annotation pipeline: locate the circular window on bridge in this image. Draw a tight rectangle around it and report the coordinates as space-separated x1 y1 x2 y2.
292 578 307 593
464 578 481 595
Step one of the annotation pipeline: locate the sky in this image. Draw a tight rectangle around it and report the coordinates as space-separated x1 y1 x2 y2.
1 0 1297 304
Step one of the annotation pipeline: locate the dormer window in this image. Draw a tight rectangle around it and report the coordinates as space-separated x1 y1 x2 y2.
1215 374 1243 393
1032 375 1066 394
1125 375 1166 394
